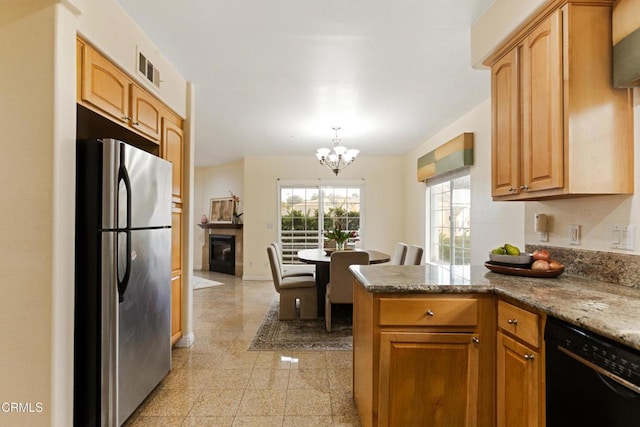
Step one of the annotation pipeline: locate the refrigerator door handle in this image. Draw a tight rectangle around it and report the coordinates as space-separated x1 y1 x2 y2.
118 149 132 230
117 230 131 303
117 150 132 303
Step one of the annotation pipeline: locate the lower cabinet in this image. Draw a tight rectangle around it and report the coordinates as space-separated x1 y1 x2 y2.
171 274 182 345
496 300 544 427
378 332 480 426
353 283 496 427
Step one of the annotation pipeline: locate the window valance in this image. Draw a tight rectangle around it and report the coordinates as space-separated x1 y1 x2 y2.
417 132 474 182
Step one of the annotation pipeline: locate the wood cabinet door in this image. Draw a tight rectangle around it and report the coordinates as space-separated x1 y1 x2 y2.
496 332 540 427
521 9 564 194
171 208 182 273
81 44 131 124
162 119 184 203
171 274 182 345
378 332 479 426
491 48 521 197
130 85 161 141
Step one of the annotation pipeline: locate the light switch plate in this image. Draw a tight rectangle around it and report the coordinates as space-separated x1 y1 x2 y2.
612 225 635 250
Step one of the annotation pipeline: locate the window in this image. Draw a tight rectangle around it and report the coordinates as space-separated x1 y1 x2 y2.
279 183 362 265
427 171 470 265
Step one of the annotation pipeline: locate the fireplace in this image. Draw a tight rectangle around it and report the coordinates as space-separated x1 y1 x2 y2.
209 234 235 275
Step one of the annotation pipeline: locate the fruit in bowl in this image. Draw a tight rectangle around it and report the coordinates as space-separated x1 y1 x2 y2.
489 244 532 265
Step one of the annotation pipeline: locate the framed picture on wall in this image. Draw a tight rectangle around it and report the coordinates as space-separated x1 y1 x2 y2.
209 197 235 223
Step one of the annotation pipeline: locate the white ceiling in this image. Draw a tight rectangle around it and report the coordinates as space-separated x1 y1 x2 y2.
116 0 494 167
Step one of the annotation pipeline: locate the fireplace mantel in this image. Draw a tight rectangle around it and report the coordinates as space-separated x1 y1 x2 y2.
198 223 243 230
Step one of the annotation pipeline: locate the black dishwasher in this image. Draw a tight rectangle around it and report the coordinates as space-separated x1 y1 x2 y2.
545 317 640 426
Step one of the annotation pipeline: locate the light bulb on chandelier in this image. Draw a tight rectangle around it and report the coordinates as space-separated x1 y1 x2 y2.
315 127 359 176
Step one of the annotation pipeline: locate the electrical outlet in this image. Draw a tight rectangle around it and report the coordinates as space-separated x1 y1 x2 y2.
569 224 580 245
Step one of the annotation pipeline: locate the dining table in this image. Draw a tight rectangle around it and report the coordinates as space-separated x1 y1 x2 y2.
297 248 391 316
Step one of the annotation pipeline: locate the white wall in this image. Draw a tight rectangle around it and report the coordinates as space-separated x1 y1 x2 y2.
403 98 526 264
194 161 244 269
0 2 76 425
242 156 404 279
523 88 640 254
471 0 546 67
76 0 187 116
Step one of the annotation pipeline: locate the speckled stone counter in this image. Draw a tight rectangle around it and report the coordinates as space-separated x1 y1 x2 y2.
350 264 640 351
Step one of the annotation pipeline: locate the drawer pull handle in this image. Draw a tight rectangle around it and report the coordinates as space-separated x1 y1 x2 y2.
524 353 535 360
507 318 518 325
425 310 434 317
472 337 480 344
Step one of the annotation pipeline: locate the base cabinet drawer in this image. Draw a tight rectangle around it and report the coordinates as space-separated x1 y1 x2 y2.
378 298 479 327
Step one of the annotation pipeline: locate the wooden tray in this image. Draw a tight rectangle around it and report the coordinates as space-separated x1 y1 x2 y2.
484 261 564 278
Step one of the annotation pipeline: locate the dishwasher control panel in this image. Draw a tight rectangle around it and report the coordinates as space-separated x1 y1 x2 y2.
546 317 640 388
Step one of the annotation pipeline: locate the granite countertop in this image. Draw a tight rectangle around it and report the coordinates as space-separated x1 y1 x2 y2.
350 264 640 351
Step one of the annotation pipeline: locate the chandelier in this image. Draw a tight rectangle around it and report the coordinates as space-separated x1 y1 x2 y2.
315 127 359 176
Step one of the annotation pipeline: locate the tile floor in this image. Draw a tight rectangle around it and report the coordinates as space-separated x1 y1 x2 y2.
124 271 361 426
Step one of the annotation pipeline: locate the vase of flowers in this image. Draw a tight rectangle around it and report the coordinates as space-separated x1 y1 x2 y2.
324 224 357 250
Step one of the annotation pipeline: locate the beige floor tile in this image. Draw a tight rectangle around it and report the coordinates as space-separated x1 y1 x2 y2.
330 390 358 415
123 415 185 426
232 416 285 426
328 367 352 390
282 415 333 426
236 389 286 416
189 389 244 417
139 388 201 417
247 369 290 390
325 351 353 369
254 352 297 370
182 416 235 426
288 352 328 370
203 369 252 390
218 351 259 370
288 369 330 391
284 389 332 416
332 413 363 426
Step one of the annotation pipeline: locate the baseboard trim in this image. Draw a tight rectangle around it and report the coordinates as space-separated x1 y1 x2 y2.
175 332 195 348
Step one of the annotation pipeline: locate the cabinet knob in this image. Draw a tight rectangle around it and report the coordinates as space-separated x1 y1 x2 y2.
472 337 480 344
524 353 535 360
507 318 518 325
132 121 140 126
120 116 130 122
508 187 516 192
425 310 434 317
519 185 529 191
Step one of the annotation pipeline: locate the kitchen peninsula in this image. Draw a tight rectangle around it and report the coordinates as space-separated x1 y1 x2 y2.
350 263 640 427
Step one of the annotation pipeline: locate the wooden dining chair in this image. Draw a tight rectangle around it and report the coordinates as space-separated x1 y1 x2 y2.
390 242 408 265
403 245 424 265
267 246 317 320
325 251 369 331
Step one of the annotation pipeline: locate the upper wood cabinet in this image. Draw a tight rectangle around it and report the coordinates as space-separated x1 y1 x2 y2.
77 39 168 144
130 85 161 141
80 41 131 126
162 118 184 203
486 1 633 200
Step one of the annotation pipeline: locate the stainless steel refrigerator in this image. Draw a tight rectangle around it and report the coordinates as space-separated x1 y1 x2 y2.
74 138 172 426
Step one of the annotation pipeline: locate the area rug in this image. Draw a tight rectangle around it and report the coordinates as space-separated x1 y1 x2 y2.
192 276 225 290
248 298 353 351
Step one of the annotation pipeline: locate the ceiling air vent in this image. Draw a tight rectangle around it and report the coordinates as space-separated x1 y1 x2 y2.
137 50 161 88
